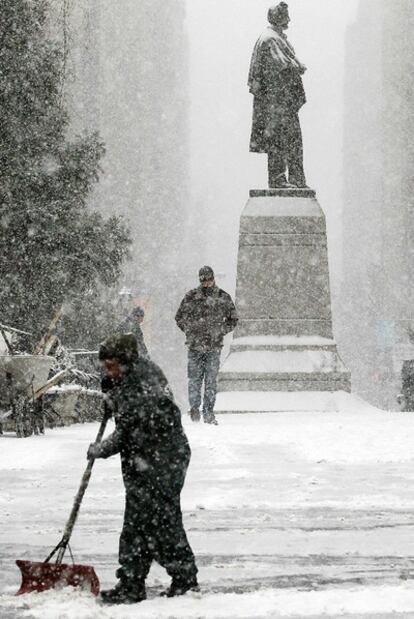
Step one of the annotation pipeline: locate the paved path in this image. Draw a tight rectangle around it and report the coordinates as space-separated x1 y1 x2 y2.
2 414 414 617
3 507 414 617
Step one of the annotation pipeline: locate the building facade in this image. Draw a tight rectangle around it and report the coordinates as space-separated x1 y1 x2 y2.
52 0 192 398
341 0 414 408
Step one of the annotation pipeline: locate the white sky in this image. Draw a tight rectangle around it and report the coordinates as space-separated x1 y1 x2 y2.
185 0 359 291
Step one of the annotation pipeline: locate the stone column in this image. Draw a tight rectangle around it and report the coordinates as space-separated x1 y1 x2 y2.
216 188 351 413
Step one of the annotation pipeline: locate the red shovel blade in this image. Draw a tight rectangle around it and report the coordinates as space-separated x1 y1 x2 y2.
15 559 100 596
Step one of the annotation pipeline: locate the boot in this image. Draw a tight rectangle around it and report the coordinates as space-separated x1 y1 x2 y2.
268 166 295 189
189 407 201 422
161 578 200 598
270 177 296 189
100 580 146 605
288 166 308 189
203 412 218 425
289 177 310 189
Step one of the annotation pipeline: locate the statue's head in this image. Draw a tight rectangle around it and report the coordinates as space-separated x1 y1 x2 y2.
267 2 290 29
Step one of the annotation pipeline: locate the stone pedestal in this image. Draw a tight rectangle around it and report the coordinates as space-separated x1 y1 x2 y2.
216 188 351 413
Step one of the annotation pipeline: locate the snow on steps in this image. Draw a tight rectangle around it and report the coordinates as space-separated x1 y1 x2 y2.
215 390 380 414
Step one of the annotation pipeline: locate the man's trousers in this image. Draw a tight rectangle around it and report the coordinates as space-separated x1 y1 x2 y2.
117 484 198 586
187 349 221 417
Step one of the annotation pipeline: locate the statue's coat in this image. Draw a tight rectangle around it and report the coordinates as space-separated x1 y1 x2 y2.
248 26 306 153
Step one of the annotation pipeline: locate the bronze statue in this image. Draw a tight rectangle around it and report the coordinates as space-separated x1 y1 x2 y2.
248 2 307 189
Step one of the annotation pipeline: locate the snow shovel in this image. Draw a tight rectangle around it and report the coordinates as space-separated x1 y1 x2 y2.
15 402 111 596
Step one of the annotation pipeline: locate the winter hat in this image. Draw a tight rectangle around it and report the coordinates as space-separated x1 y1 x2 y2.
131 306 145 318
267 2 289 26
199 266 214 282
99 333 139 365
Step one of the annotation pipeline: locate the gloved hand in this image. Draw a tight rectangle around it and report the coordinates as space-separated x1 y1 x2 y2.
87 442 100 460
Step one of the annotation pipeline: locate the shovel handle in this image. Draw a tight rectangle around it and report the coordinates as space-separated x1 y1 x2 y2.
46 403 111 564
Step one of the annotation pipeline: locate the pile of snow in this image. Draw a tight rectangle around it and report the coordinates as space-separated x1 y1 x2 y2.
232 335 336 348
4 584 414 618
220 350 338 373
215 390 342 412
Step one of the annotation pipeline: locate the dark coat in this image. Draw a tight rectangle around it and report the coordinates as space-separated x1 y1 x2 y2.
248 26 306 153
117 316 149 359
175 285 238 352
95 357 190 497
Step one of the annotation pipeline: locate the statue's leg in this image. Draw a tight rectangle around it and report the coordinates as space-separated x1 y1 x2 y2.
267 151 288 188
287 113 307 188
268 110 297 188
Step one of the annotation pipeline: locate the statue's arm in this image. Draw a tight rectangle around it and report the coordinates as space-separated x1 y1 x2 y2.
266 38 291 72
268 39 307 75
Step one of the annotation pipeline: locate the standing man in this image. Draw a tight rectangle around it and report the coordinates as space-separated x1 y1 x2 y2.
88 333 198 605
175 266 238 425
249 2 308 189
117 305 149 358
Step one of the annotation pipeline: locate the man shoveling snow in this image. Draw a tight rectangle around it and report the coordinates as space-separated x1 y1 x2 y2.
87 333 199 605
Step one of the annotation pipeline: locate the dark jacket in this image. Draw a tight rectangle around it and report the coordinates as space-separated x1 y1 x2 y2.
95 357 190 496
175 285 238 352
117 316 149 359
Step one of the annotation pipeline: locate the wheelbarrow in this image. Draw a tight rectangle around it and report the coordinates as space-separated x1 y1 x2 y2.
0 355 63 436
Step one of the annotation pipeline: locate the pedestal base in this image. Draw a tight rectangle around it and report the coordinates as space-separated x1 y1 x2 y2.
217 190 351 413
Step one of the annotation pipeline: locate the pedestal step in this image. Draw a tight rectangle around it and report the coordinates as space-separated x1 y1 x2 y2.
218 338 351 394
215 390 346 413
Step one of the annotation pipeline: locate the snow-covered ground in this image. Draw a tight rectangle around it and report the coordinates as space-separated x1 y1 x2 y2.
2 394 414 617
